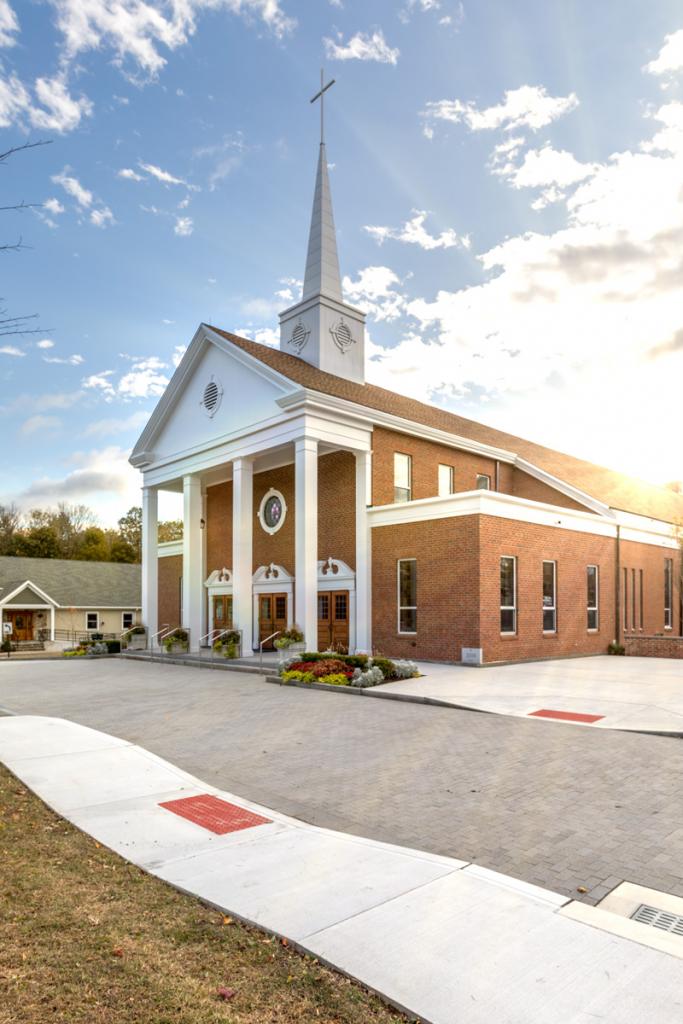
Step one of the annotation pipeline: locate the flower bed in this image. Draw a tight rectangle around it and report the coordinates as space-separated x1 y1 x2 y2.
279 652 418 688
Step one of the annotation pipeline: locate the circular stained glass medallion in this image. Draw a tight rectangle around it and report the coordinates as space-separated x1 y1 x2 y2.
258 488 287 535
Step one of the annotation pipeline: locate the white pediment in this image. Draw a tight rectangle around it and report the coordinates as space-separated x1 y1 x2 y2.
131 325 297 467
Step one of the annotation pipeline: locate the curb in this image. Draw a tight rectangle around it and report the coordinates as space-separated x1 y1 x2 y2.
264 674 491 713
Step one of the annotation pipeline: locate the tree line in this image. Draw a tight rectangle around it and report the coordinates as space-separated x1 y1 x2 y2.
0 503 182 563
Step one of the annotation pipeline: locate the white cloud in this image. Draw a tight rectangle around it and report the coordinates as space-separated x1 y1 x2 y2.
83 410 150 437
21 414 62 435
83 371 116 399
173 215 193 236
83 357 170 402
162 318 175 324
36 339 55 349
364 97 683 485
235 326 279 347
343 266 408 322
29 72 93 132
365 210 469 251
422 85 579 136
0 344 24 356
0 1 18 47
90 206 115 228
139 161 192 187
172 344 186 366
118 167 144 181
646 27 683 77
0 71 30 127
324 29 399 65
47 0 295 78
52 169 93 208
400 0 464 26
43 197 65 215
18 445 142 522
43 353 85 365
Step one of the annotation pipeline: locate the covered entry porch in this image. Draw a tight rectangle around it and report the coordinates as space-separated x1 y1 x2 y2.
205 558 356 654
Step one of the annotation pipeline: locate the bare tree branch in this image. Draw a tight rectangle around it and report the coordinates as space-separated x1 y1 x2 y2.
0 140 52 165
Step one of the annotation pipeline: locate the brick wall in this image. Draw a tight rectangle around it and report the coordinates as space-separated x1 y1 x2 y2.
158 554 182 632
618 538 681 640
371 516 480 661
624 635 683 658
478 517 616 662
371 426 589 510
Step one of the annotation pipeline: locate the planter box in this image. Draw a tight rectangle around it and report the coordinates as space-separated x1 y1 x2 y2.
127 635 147 651
165 643 188 655
277 641 305 665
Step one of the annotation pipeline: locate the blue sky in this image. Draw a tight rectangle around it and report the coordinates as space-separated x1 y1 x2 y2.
1 0 682 524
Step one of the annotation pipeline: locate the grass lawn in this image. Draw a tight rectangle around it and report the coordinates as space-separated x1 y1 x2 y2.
0 764 408 1024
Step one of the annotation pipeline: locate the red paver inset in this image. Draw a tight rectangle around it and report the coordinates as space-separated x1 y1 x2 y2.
159 794 271 834
529 709 604 724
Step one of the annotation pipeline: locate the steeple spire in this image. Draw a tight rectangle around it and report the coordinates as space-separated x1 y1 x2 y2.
278 70 366 384
302 143 342 302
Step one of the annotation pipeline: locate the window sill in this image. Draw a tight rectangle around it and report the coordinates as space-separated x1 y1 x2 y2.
398 632 417 637
587 629 599 634
499 632 517 639
543 631 557 637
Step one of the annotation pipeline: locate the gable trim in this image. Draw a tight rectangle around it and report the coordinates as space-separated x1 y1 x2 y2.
0 580 57 606
131 324 298 467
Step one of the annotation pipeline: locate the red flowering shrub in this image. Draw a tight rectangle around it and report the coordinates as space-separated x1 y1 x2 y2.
288 659 353 679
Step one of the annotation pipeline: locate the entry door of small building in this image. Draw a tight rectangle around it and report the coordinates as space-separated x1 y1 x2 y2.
259 593 287 649
212 595 233 634
317 591 349 653
9 612 33 641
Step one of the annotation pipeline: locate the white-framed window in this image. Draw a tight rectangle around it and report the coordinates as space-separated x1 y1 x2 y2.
500 556 516 634
394 452 412 503
476 474 491 490
257 488 287 536
397 558 417 634
438 464 454 497
587 565 599 630
122 611 134 630
86 612 98 631
542 560 557 633
664 558 673 629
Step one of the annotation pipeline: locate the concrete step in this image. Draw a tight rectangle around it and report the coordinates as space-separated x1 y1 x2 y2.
15 641 45 652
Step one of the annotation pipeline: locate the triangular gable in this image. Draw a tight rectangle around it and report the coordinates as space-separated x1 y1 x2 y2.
2 581 55 606
130 324 299 468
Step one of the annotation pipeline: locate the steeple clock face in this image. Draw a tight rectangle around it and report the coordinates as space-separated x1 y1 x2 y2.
258 488 287 535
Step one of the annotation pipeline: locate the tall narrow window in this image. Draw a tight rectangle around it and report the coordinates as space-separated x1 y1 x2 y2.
631 568 636 630
476 474 491 490
394 453 412 503
623 567 628 630
639 569 644 631
500 556 517 634
587 565 599 630
398 559 417 634
86 612 98 631
543 560 557 632
438 463 454 497
122 611 134 630
664 558 673 628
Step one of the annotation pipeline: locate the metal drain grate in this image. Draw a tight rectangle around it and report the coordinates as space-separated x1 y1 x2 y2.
631 904 683 936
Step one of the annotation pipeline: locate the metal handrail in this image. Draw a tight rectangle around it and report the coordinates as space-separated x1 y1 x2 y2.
199 627 237 669
147 624 171 661
259 631 281 674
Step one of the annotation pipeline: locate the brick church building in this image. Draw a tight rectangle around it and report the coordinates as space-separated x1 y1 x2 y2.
131 132 682 665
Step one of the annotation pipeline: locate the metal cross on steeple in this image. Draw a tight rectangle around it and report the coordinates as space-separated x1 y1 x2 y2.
310 68 336 146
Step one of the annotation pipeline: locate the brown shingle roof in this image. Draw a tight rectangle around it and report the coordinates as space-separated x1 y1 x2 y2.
208 325 683 525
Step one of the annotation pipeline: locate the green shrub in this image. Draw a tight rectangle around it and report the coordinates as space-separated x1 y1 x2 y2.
342 654 369 669
370 656 396 679
608 641 625 656
106 640 121 654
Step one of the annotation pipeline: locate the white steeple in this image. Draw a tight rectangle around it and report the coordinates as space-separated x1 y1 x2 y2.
279 72 366 384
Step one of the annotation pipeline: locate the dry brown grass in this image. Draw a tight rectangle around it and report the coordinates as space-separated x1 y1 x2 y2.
0 765 408 1024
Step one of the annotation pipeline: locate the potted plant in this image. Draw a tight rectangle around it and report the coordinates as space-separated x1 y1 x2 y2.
274 625 305 664
212 629 241 659
163 628 189 654
127 626 147 651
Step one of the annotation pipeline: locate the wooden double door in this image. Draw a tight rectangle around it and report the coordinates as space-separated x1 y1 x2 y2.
212 596 233 633
6 611 33 641
259 593 288 649
317 591 349 654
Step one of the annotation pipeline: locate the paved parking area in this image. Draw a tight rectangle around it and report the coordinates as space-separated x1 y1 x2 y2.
1 658 682 905
386 655 683 734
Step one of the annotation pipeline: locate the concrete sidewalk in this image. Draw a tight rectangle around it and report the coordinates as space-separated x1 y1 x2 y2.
2 715 682 1023
382 655 683 735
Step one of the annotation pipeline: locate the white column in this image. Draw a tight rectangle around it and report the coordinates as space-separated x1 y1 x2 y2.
295 437 318 651
182 474 203 652
49 605 55 642
232 457 254 656
200 489 208 640
355 450 371 653
141 485 158 637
